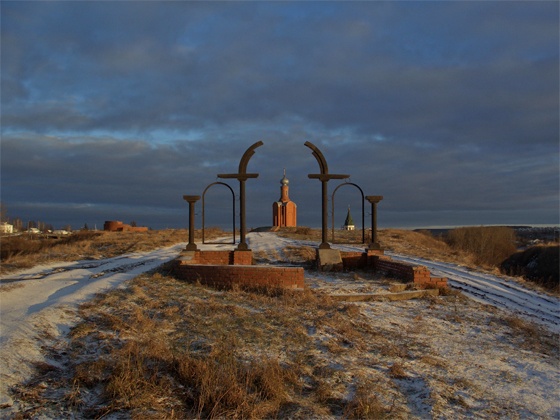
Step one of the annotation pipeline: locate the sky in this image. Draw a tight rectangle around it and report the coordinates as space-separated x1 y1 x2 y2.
1 1 559 231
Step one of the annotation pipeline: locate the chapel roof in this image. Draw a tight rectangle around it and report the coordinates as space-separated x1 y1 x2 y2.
280 168 289 185
344 206 354 226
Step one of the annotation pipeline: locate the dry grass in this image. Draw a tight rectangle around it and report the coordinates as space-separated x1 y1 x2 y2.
0 229 227 275
278 227 366 245
11 270 403 418
276 226 322 241
5 229 558 418
9 266 559 419
388 362 407 379
379 229 459 263
446 226 517 267
282 245 316 265
501 244 559 292
344 380 393 419
279 228 459 264
497 314 558 354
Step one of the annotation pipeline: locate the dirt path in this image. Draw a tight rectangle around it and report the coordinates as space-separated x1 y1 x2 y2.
387 252 560 333
0 243 186 406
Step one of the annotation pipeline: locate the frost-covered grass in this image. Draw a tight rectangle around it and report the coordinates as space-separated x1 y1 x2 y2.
8 266 559 418
2 230 558 418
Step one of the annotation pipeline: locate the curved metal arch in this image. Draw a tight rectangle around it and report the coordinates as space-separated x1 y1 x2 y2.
331 182 366 244
238 140 264 174
304 141 329 174
202 181 236 244
217 141 263 250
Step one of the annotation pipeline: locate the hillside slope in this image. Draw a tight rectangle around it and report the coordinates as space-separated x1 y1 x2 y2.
1 231 558 418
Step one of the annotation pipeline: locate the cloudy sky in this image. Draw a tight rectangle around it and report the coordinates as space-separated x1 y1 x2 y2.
1 1 558 231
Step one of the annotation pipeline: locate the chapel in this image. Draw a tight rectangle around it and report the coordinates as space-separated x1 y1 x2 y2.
342 206 355 230
272 169 297 227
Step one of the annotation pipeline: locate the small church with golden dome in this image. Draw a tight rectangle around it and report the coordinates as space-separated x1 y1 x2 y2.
272 169 297 227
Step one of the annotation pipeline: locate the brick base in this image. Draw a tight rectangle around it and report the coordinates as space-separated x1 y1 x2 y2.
173 248 446 291
174 264 305 290
174 249 304 290
414 276 448 289
177 250 253 266
340 249 385 270
372 256 448 288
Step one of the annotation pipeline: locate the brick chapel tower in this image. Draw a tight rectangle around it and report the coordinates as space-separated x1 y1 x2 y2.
272 169 297 227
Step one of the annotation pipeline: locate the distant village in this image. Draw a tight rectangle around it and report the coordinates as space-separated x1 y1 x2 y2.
0 220 148 236
0 221 72 236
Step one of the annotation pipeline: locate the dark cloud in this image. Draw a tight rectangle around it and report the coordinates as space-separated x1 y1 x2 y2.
1 1 558 230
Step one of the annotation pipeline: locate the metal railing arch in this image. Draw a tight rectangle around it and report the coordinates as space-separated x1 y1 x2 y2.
331 182 365 244
202 181 236 244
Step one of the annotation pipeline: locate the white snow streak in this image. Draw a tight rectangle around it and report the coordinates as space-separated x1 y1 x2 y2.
0 243 186 405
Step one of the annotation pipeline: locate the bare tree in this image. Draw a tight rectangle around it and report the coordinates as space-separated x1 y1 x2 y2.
0 203 7 223
12 218 23 232
447 226 516 266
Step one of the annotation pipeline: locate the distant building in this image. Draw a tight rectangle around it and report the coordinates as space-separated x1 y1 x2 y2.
0 222 13 234
342 206 355 231
272 170 297 227
104 220 149 232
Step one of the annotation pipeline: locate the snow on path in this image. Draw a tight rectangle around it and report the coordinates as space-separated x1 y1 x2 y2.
246 232 560 334
245 232 297 262
385 251 560 334
0 243 186 406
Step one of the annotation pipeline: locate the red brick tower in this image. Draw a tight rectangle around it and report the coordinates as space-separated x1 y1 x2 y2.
272 169 297 227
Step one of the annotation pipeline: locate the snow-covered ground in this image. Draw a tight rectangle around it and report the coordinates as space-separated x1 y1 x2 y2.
247 232 559 333
0 232 558 417
385 251 560 334
0 243 186 407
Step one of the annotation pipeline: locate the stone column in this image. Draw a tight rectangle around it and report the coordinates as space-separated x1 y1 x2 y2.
183 195 200 251
366 195 383 250
218 141 262 252
304 141 349 250
320 179 330 249
238 178 249 250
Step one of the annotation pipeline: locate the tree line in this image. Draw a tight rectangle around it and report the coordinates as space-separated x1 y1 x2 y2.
0 203 70 232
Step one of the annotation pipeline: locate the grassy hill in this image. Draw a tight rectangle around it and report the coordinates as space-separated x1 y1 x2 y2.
2 228 558 418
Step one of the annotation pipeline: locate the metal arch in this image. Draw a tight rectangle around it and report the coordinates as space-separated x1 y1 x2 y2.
331 182 366 244
202 181 236 244
305 141 349 249
238 140 264 174
304 141 329 174
217 141 263 250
